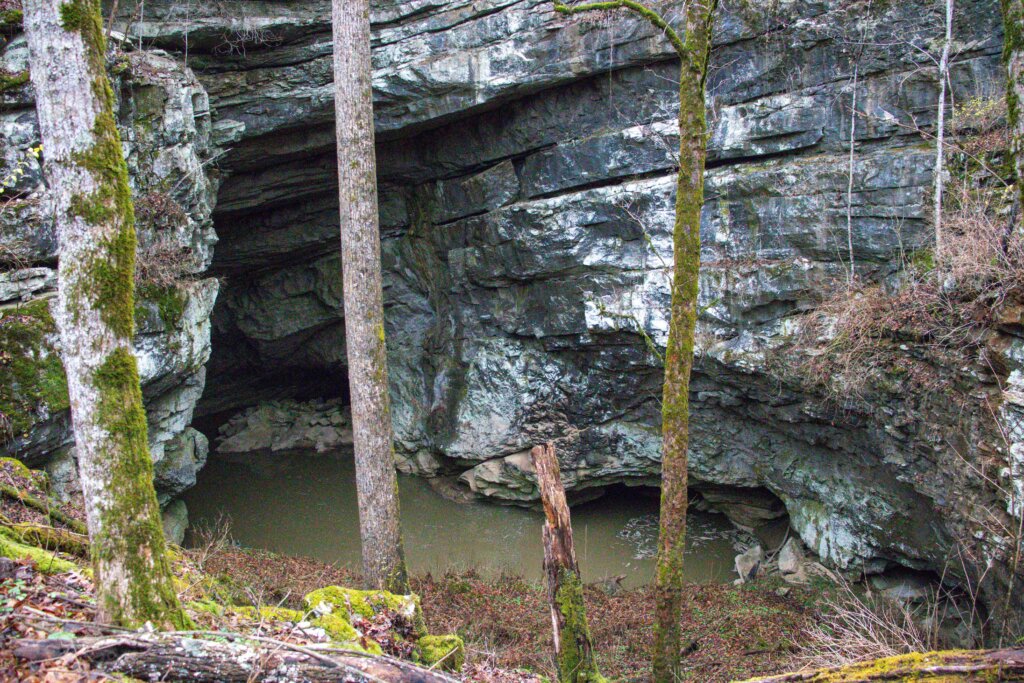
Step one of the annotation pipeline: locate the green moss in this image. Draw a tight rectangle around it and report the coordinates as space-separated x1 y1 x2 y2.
733 649 992 682
230 604 380 653
417 634 465 671
9 521 89 557
0 9 22 33
0 70 28 92
304 585 426 638
70 118 138 339
909 248 935 273
0 300 70 440
0 457 32 480
186 599 225 617
553 568 606 683
136 283 187 329
90 348 190 629
93 348 148 453
0 527 80 574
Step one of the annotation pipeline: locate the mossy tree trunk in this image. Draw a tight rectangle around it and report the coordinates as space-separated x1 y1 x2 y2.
1004 0 1024 218
532 443 604 683
23 0 187 628
551 2 716 680
332 0 409 594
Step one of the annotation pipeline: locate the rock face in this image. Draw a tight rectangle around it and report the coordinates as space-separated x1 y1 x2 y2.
3 0 1022 626
0 44 221 507
216 399 353 455
102 0 1020 601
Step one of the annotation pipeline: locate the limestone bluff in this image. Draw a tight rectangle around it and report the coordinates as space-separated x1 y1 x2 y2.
0 0 1018 626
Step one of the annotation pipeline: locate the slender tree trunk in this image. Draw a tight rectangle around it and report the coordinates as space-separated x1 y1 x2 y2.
934 0 954 257
533 443 604 683
551 2 715 679
23 0 187 628
654 6 715 682
1003 0 1024 223
332 0 409 594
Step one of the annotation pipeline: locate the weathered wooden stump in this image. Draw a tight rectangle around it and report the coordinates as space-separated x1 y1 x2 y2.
532 442 606 683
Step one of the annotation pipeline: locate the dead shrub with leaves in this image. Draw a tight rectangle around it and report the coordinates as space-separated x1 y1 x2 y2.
134 191 198 288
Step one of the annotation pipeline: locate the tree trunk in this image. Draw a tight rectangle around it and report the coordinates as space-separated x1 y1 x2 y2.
1004 0 1024 223
23 0 187 628
933 0 954 257
549 3 716 679
532 443 603 683
738 648 1024 682
653 4 716 681
332 0 409 594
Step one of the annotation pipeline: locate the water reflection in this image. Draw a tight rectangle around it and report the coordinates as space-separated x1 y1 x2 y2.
184 451 739 587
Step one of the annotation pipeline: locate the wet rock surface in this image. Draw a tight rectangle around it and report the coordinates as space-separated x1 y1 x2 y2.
216 399 353 455
161 0 1012 599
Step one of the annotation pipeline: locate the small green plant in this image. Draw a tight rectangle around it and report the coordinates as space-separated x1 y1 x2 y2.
0 144 40 196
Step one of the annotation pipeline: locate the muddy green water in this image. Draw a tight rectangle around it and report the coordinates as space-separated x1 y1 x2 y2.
183 452 739 587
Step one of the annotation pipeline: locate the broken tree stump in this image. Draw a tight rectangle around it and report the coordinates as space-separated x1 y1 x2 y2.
532 442 606 683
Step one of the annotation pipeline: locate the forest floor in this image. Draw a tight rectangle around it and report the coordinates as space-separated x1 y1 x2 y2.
0 455 820 682
202 546 819 682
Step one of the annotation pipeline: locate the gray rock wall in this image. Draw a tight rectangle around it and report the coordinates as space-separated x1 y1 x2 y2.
119 0 1011 583
6 0 1017 619
0 45 221 505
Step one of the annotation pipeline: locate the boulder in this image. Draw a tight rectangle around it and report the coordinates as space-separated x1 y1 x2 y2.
216 399 353 455
161 499 189 546
735 545 763 583
777 538 805 576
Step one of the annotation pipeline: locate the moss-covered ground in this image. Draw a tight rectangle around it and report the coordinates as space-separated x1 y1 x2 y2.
0 458 475 680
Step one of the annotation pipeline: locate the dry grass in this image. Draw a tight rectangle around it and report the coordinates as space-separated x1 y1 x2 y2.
800 579 940 669
133 191 198 288
953 96 1009 158
797 169 1021 403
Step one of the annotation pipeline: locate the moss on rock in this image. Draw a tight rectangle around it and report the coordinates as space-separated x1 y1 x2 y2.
303 585 426 636
229 603 381 653
0 70 29 92
0 9 22 34
417 634 465 671
0 300 70 440
136 283 187 330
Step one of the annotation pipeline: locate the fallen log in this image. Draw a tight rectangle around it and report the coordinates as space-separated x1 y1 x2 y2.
0 482 88 535
4 519 90 557
737 648 1024 682
532 442 605 683
14 632 459 683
